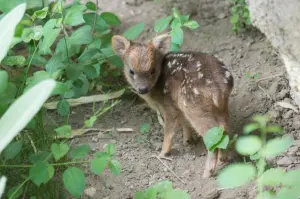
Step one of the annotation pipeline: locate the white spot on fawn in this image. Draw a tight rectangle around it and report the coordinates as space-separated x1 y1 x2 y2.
212 94 219 107
222 65 227 69
168 61 172 68
206 79 213 85
224 78 228 84
198 72 203 79
183 100 187 107
183 68 188 73
172 59 177 65
225 71 231 78
193 87 200 95
196 61 202 67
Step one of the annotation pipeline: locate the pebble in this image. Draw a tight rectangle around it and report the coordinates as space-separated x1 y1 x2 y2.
277 156 293 166
287 146 299 156
84 187 96 198
204 189 220 199
92 136 99 143
283 110 293 119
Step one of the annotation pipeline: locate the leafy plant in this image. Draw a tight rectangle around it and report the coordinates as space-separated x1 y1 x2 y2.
217 115 300 199
134 180 190 199
153 8 200 51
230 0 251 33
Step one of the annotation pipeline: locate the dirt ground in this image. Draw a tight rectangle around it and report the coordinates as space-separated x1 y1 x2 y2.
49 0 300 198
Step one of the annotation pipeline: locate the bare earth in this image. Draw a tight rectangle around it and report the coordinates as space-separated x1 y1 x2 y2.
49 0 300 198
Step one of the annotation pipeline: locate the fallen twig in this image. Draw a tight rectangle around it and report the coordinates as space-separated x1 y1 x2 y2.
152 155 186 184
55 127 134 139
275 101 299 113
256 73 284 82
44 89 125 110
257 83 273 101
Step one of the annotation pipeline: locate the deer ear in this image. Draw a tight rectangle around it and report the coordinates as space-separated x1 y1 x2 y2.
151 34 171 54
111 35 130 56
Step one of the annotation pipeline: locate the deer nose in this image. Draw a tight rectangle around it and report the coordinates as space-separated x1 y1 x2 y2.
138 87 149 94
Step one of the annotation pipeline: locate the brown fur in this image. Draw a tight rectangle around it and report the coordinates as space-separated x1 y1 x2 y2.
111 34 234 178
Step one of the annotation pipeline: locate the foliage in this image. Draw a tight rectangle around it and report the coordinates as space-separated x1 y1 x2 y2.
230 0 252 33
153 8 200 51
134 180 190 199
217 115 300 199
0 0 200 198
203 126 234 152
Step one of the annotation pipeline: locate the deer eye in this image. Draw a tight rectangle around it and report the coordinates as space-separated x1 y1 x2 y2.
129 69 135 75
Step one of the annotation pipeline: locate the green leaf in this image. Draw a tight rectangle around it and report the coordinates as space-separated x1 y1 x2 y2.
257 168 285 186
266 125 283 134
39 28 61 55
250 152 260 161
0 0 25 13
29 162 54 187
172 8 181 19
106 144 115 156
235 135 262 155
151 180 172 193
170 18 182 29
86 2 97 11
108 159 121 175
217 163 256 189
218 135 230 149
2 56 25 66
70 145 90 159
51 143 70 161
0 70 8 94
123 23 144 40
154 16 173 33
65 63 84 80
29 151 51 164
165 189 190 199
263 136 294 158
170 27 183 45
83 64 98 79
83 13 108 31
52 82 70 96
143 187 157 199
0 82 16 105
7 184 23 199
243 123 260 134
203 127 224 151
57 99 70 116
84 115 97 128
21 26 43 42
282 169 300 187
274 187 300 199
90 156 108 175
32 7 48 20
230 13 239 24
183 20 200 30
69 25 93 45
45 53 66 75
100 12 120 25
139 123 151 134
108 55 124 68
170 43 180 52
64 5 86 26
252 115 269 127
256 191 275 199
3 140 23 160
63 167 86 197
55 125 71 138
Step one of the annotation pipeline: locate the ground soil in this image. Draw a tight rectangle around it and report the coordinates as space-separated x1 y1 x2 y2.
48 0 300 198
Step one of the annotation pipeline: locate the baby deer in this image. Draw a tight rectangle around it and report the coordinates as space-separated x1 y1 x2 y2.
111 34 234 178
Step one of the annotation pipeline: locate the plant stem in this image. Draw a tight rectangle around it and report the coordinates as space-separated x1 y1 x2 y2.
17 42 39 97
0 161 90 168
9 178 30 199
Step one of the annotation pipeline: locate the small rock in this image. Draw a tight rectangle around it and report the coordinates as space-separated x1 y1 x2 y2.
204 189 220 199
267 110 280 119
277 156 292 166
283 110 293 119
92 136 99 142
84 187 96 198
217 12 226 19
287 146 299 156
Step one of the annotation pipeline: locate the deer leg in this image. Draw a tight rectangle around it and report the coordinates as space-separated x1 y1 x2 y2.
159 113 179 157
182 121 194 146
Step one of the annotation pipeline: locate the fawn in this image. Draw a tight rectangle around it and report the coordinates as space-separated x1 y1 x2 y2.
111 34 234 178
